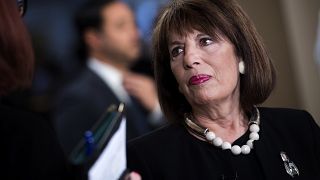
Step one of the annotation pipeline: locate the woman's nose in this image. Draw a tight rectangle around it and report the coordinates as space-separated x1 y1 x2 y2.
183 48 200 69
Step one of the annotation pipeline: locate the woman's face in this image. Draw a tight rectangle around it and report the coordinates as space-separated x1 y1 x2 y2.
169 30 240 106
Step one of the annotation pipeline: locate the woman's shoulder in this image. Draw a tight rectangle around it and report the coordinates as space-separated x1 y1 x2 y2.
128 123 187 150
259 106 309 114
0 102 46 132
259 107 314 122
258 107 318 133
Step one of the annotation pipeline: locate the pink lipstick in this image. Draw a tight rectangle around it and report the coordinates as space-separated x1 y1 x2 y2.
189 74 212 85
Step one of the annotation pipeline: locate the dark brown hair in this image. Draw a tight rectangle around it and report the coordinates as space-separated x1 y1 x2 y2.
0 0 34 96
153 0 276 122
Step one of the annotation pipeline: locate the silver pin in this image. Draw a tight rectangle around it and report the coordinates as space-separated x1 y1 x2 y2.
280 151 299 178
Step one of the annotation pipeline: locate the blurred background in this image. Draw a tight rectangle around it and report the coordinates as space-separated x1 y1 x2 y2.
238 0 320 124
20 0 320 124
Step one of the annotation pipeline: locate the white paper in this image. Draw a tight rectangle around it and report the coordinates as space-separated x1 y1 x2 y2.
88 118 126 180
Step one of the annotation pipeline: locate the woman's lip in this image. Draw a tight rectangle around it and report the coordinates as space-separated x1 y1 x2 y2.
188 74 212 85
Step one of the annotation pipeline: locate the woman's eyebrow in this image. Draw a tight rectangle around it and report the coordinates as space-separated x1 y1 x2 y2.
169 40 183 47
195 33 211 39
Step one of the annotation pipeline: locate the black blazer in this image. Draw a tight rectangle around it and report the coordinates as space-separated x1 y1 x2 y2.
53 67 153 155
127 107 320 180
0 100 70 180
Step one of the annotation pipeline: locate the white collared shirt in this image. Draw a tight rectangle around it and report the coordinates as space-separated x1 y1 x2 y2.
87 57 131 103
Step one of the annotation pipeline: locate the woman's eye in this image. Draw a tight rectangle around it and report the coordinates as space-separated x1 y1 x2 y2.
199 37 213 46
171 47 184 57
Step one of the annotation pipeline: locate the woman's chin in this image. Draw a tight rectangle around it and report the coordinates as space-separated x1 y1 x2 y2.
190 96 216 106
189 93 233 107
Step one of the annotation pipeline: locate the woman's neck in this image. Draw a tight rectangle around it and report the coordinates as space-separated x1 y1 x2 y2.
191 101 248 143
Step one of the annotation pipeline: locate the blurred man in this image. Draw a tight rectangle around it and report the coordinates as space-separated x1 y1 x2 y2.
53 0 163 155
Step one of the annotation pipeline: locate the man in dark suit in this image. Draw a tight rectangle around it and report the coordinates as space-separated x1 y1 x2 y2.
53 0 163 155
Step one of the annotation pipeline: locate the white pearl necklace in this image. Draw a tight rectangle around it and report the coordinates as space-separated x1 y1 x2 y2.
185 107 260 155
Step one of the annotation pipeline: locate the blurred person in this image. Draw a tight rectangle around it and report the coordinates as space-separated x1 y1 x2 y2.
127 0 320 179
0 0 71 179
53 0 163 156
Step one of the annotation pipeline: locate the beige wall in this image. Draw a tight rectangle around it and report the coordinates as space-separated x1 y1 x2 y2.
280 0 320 123
237 0 320 124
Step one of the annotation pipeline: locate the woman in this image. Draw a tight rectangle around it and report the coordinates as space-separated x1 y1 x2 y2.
127 0 320 179
0 0 71 179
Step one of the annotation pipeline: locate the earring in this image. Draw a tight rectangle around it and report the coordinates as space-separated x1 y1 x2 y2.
239 60 245 74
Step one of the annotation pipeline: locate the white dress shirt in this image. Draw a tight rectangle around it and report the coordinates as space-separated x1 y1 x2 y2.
87 57 130 103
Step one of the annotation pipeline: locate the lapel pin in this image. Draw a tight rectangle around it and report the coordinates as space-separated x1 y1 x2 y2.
280 151 299 178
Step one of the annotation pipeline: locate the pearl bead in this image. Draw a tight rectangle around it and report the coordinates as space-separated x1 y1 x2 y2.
231 145 241 155
246 139 254 148
205 131 216 141
250 124 260 133
221 142 232 150
213 137 223 146
241 145 251 154
249 132 259 140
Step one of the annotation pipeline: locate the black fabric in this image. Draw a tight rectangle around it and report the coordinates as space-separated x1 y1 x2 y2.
53 67 154 155
127 107 320 180
0 100 70 180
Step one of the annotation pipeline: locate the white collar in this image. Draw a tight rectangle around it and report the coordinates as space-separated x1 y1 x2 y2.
87 57 130 103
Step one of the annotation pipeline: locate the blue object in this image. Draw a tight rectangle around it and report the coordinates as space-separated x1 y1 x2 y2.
84 131 95 156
